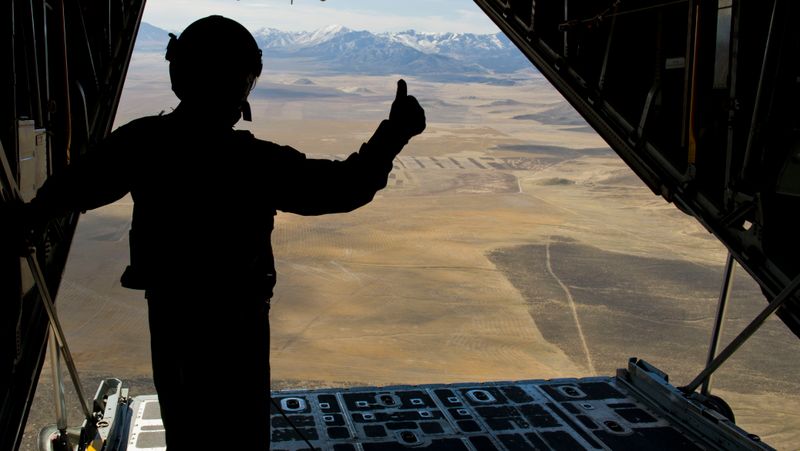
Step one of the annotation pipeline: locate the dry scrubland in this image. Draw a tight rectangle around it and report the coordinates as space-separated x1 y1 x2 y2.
22 52 800 449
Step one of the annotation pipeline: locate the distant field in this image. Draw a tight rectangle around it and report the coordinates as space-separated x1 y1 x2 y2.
21 51 800 450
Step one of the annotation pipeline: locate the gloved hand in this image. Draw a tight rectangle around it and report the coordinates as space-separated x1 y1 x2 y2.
0 199 34 256
389 79 426 140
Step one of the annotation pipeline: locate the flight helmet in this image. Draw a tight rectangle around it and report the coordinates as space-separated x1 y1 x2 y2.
165 15 263 121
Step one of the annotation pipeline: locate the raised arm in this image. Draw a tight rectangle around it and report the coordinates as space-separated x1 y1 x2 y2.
273 79 425 216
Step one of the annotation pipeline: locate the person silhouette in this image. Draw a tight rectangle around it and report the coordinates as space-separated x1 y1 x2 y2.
24 15 425 450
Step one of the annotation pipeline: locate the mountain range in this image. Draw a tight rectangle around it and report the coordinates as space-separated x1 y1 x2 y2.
134 22 534 83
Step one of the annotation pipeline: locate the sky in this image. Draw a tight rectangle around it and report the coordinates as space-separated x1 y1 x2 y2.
143 0 502 34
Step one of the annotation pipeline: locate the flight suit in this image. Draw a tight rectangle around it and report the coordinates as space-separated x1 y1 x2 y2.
28 104 410 449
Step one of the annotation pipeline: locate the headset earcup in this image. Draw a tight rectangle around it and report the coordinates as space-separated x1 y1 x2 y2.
165 33 179 62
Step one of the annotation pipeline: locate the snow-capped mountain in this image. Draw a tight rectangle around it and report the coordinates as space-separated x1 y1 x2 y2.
383 30 525 74
385 30 508 56
253 24 351 51
136 22 532 81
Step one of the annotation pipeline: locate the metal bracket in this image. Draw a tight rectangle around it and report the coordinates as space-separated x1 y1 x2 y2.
0 139 94 427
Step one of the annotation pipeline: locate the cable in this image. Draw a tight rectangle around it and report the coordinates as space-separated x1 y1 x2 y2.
270 397 316 450
560 0 689 31
609 0 689 18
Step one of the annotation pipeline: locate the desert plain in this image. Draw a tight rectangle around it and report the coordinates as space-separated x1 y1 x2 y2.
21 51 800 449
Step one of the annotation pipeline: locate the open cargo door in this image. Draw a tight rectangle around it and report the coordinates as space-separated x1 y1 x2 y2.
472 0 800 338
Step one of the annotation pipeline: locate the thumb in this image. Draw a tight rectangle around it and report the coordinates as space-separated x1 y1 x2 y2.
395 79 407 101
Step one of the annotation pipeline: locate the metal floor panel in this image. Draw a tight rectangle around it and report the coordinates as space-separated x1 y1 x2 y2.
126 395 166 451
269 377 699 451
117 360 771 451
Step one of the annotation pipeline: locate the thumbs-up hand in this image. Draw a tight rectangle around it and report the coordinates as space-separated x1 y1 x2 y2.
389 79 426 140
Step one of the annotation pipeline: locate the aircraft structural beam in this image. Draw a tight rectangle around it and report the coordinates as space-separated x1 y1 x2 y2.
683 271 800 394
701 252 737 396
